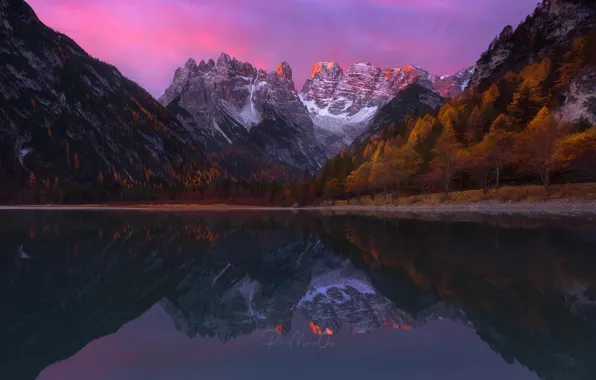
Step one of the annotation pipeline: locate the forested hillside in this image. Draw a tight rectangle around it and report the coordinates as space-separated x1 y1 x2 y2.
308 5 596 203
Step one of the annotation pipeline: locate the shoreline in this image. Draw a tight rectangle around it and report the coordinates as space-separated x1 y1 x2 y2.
1 199 596 216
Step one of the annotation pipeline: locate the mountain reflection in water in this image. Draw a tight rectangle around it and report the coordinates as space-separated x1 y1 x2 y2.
1 211 596 380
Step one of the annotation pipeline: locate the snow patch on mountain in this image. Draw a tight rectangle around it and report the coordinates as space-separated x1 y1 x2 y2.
300 61 473 156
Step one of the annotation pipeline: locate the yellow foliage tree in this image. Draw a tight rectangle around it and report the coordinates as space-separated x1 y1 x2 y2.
408 115 435 146
514 107 567 187
466 105 483 143
481 83 500 110
553 127 596 181
508 59 552 121
346 162 372 198
428 123 463 195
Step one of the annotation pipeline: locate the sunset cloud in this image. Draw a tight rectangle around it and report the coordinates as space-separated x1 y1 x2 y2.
27 0 537 97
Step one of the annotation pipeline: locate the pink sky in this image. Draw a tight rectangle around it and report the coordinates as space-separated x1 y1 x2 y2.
27 0 538 97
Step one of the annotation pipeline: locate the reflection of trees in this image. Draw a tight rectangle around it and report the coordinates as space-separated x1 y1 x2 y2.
0 211 318 380
1 212 596 380
311 214 596 380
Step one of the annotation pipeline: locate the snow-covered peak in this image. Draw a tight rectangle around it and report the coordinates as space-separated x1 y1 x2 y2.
159 54 326 171
297 259 418 334
299 61 470 156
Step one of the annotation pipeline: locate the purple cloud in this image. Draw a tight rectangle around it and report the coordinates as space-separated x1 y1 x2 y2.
27 0 537 96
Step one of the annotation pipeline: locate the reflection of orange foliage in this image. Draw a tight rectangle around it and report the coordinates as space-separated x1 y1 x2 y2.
401 323 412 331
325 328 333 335
275 323 283 335
309 321 322 335
29 228 36 239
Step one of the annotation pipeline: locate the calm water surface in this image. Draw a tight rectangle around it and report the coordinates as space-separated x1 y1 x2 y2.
1 211 596 380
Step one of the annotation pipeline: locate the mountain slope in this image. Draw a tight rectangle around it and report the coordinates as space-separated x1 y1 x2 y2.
0 0 217 201
160 57 326 173
354 83 445 144
470 0 596 91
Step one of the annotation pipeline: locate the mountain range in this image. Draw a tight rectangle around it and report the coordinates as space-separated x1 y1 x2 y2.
159 55 474 169
1 0 595 199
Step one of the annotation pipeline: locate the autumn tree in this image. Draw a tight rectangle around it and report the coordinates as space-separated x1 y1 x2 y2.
514 107 567 187
465 105 483 143
463 128 515 191
28 171 36 186
98 172 104 184
508 59 552 122
427 123 463 195
370 154 393 195
390 144 423 195
481 83 501 111
553 127 596 181
490 113 511 132
555 37 587 90
346 163 372 198
408 115 435 147
322 178 345 200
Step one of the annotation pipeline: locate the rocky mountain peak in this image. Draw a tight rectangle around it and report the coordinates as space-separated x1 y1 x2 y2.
310 61 343 79
217 52 232 66
160 54 325 172
184 57 197 69
299 60 471 156
275 61 293 81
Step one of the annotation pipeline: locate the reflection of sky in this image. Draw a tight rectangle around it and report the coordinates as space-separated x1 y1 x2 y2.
38 304 538 380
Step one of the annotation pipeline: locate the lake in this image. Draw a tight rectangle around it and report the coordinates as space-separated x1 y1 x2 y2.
1 210 596 380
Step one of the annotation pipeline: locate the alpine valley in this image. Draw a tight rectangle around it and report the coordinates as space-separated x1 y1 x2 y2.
1 0 595 205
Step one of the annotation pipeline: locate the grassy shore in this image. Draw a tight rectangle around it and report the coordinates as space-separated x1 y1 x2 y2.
319 183 596 207
2 183 596 216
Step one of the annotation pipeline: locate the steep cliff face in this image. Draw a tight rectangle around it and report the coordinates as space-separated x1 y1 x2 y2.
0 0 214 189
469 0 596 91
299 61 471 155
354 84 445 144
560 65 596 125
160 55 325 172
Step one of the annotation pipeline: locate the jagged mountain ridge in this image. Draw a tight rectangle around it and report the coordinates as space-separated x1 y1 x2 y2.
161 54 473 170
299 61 473 154
159 55 326 173
470 0 596 91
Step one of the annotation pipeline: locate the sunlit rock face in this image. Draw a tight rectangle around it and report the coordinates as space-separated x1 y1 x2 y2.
160 54 326 172
299 61 472 156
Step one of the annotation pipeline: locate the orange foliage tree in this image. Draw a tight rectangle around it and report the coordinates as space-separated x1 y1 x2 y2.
514 107 567 187
553 127 596 181
427 123 463 196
